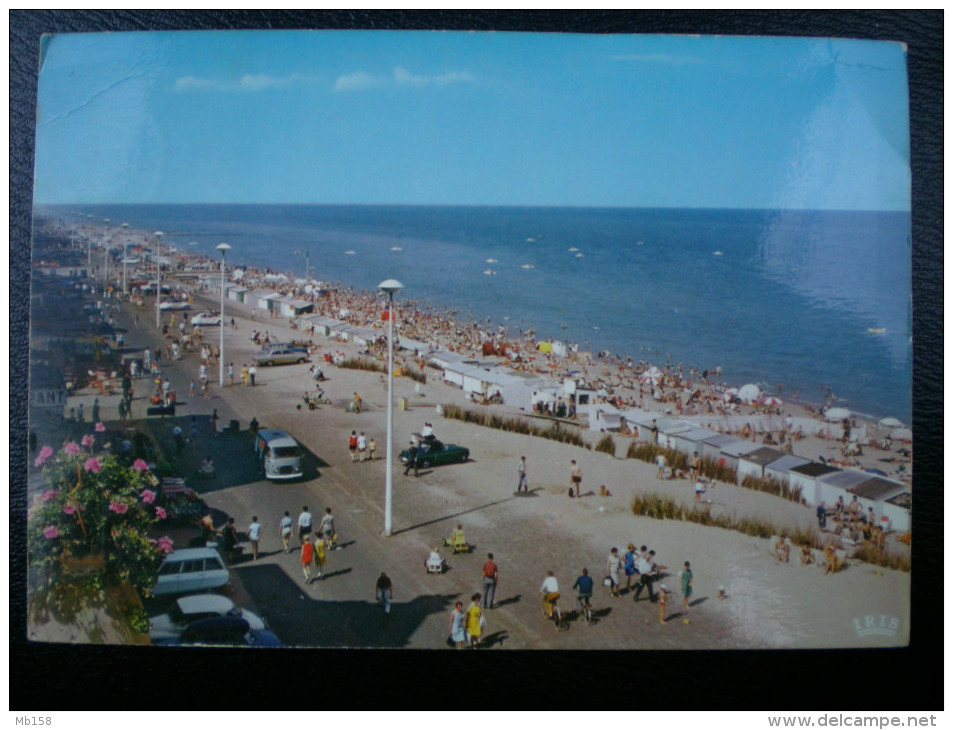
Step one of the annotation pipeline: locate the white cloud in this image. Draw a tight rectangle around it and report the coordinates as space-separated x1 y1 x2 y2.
333 71 379 93
612 54 704 66
174 73 319 92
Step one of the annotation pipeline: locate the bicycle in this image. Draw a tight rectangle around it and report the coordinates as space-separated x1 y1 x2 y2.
540 593 563 631
576 594 593 625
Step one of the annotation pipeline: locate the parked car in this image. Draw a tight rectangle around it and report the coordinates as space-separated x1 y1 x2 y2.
171 616 282 648
152 547 230 597
150 594 267 644
399 439 470 469
158 300 192 311
190 310 223 326
252 346 309 366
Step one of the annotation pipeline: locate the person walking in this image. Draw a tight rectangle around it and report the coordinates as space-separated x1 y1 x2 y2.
623 543 639 594
375 572 393 620
689 451 701 481
368 437 377 461
279 511 293 553
297 506 313 546
241 364 249 387
658 584 670 624
570 459 582 498
403 441 419 477
634 550 656 603
210 409 219 434
606 547 622 598
249 364 257 386
516 456 528 493
300 539 315 583
348 431 359 462
449 601 467 650
481 553 499 609
227 362 234 386
465 593 484 648
90 398 100 424
319 507 336 549
681 561 693 612
247 516 262 560
357 432 368 462
312 534 326 580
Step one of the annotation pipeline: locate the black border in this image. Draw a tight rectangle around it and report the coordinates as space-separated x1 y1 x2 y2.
10 10 943 711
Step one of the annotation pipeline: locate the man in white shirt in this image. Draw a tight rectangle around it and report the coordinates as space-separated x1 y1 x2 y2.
634 554 656 603
247 516 262 560
279 511 293 553
540 570 560 618
297 506 313 546
517 456 528 493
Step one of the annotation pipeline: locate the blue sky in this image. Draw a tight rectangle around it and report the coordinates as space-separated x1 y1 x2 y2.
33 30 910 210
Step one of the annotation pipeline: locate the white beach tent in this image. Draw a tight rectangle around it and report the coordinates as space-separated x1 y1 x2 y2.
638 366 662 384
878 417 905 429
890 427 912 442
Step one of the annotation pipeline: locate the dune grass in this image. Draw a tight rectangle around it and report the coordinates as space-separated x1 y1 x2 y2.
441 404 591 449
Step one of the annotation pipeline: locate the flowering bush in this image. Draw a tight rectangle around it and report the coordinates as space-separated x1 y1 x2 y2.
28 433 172 601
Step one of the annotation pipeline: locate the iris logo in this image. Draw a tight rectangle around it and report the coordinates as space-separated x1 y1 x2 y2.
853 614 900 638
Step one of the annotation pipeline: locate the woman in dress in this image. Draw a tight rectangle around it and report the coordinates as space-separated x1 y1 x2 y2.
449 602 466 650
465 593 484 647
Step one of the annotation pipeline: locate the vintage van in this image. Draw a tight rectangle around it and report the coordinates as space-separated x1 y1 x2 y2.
254 429 304 481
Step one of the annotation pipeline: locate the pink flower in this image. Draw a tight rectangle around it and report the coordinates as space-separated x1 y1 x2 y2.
157 536 174 553
64 442 81 456
141 489 156 504
34 446 54 468
81 434 95 448
95 422 106 433
39 489 59 503
63 504 76 515
83 457 102 473
42 525 59 539
132 459 149 472
155 506 167 520
108 502 128 514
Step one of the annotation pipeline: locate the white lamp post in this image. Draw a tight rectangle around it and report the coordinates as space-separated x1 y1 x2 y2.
103 219 111 286
154 231 164 328
378 278 404 536
216 243 231 385
121 223 130 295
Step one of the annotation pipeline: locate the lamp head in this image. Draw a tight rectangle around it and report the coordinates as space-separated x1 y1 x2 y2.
153 231 164 237
216 243 232 253
378 279 404 296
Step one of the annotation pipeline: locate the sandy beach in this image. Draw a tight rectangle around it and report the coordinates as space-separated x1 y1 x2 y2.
40 247 912 650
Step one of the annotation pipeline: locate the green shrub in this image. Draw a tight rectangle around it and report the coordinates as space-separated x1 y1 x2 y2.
594 435 616 457
441 404 590 450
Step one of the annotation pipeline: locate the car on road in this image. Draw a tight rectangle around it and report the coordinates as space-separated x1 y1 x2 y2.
190 310 223 326
170 616 283 648
151 547 230 597
399 439 470 469
150 594 268 644
158 300 192 311
252 346 309 366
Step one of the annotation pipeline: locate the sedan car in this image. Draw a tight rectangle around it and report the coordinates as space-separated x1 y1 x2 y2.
252 346 310 366
158 300 192 311
150 593 267 644
171 617 282 648
399 439 470 469
190 310 223 326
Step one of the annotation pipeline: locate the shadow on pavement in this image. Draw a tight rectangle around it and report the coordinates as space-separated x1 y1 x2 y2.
235 563 459 648
493 594 521 608
476 629 508 649
392 495 520 536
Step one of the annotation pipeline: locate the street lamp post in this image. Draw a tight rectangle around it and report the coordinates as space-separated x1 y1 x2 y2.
378 278 404 536
154 231 164 328
216 243 231 385
103 219 111 287
121 223 130 295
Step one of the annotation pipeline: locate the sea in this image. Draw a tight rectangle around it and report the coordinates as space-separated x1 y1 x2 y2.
37 204 913 422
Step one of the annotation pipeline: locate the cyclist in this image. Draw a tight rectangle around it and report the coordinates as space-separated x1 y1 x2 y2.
573 568 594 619
540 570 560 619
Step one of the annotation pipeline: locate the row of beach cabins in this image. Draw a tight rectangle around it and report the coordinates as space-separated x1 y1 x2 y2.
217 280 912 535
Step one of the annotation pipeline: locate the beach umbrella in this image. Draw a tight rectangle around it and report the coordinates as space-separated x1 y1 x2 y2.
878 417 904 429
762 396 784 407
823 407 851 421
737 383 761 403
890 427 912 442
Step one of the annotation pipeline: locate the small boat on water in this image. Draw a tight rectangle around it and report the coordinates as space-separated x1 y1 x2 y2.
390 246 402 251
526 237 535 242
636 240 644 246
713 251 724 256
568 247 579 252
483 269 496 276
344 250 356 255
575 253 584 258
868 328 886 334
486 258 498 264
521 263 535 269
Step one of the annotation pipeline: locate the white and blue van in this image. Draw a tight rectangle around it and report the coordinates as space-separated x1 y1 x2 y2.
254 429 304 481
